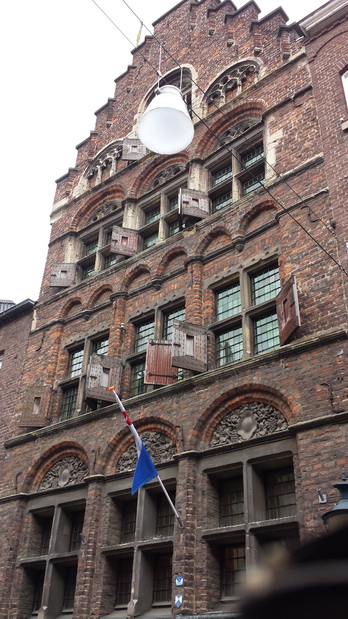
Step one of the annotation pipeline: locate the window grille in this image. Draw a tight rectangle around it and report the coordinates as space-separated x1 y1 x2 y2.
163 307 185 340
241 144 264 168
130 361 146 396
81 263 95 279
135 321 155 353
104 253 117 268
68 348 84 378
169 195 179 210
212 191 232 212
251 266 280 305
93 337 109 356
115 558 133 606
265 467 296 519
61 386 78 420
63 566 77 610
84 240 98 255
156 493 175 536
144 232 158 249
216 283 241 320
254 312 279 354
221 545 246 597
212 163 232 186
69 512 84 551
153 554 172 603
216 327 243 366
220 478 244 526
32 571 45 612
243 172 265 195
145 206 160 224
40 517 53 554
121 501 137 543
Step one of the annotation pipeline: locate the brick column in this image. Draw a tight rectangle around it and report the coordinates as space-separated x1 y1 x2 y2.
185 257 204 325
109 292 126 358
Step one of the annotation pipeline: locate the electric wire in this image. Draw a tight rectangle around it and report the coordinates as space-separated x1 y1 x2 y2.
90 0 348 278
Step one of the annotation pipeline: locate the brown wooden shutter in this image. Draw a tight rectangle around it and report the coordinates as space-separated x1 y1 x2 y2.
86 354 123 400
276 276 301 345
50 263 76 287
110 226 139 256
172 321 208 372
144 340 178 385
180 188 210 219
122 138 147 161
18 386 52 427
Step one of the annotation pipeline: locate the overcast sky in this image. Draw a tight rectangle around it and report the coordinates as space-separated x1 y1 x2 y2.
0 0 325 304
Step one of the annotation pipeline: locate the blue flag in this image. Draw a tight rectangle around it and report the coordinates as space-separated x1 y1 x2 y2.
131 440 158 494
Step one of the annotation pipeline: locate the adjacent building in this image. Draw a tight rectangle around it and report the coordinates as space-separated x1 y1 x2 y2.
1 0 348 618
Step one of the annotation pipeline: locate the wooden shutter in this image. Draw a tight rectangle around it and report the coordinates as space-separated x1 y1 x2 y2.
50 263 76 287
144 340 178 385
180 188 210 219
122 138 147 161
18 386 52 427
276 276 301 345
110 226 139 256
172 321 208 372
86 354 123 400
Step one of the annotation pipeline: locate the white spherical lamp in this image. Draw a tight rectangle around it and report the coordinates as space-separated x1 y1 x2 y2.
138 85 194 155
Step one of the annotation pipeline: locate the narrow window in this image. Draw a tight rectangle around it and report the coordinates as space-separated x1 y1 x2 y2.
93 337 109 356
134 320 155 353
68 348 84 377
63 566 77 610
163 307 185 340
221 545 246 597
254 312 279 354
40 517 53 554
212 191 232 212
220 478 244 526
216 282 241 320
216 327 243 366
115 558 133 606
156 493 175 536
143 232 158 249
251 265 280 305
69 511 84 551
130 361 146 396
61 386 78 420
265 467 296 519
32 570 45 612
121 500 137 543
153 554 172 603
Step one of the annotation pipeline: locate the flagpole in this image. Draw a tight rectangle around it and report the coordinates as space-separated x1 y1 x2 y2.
109 387 185 529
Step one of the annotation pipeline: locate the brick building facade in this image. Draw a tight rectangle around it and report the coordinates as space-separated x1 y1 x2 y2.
1 0 348 618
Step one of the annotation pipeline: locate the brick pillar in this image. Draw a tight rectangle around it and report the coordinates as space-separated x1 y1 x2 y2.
109 292 126 357
185 257 203 325
172 454 198 616
0 495 28 617
73 475 105 619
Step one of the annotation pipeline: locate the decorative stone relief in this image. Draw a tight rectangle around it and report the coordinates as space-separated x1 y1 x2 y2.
38 456 89 491
87 200 121 224
117 432 176 472
210 402 288 447
213 119 259 151
207 63 259 107
147 164 186 191
86 143 123 181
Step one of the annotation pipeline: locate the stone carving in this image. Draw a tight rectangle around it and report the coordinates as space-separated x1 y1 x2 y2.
117 432 176 472
38 456 89 491
210 402 288 446
87 200 121 224
147 164 186 191
207 63 259 107
86 143 123 181
213 119 259 152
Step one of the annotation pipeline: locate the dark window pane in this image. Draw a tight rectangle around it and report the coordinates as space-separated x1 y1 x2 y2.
104 253 117 268
220 478 244 526
70 511 84 551
241 144 264 168
32 570 45 612
81 263 95 279
40 517 53 554
216 283 241 320
144 232 158 249
153 554 172 603
251 266 280 305
130 361 146 396
121 501 137 543
221 545 246 597
63 565 77 610
115 557 133 606
254 312 279 354
84 239 98 256
156 493 175 536
61 386 78 420
265 467 296 519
